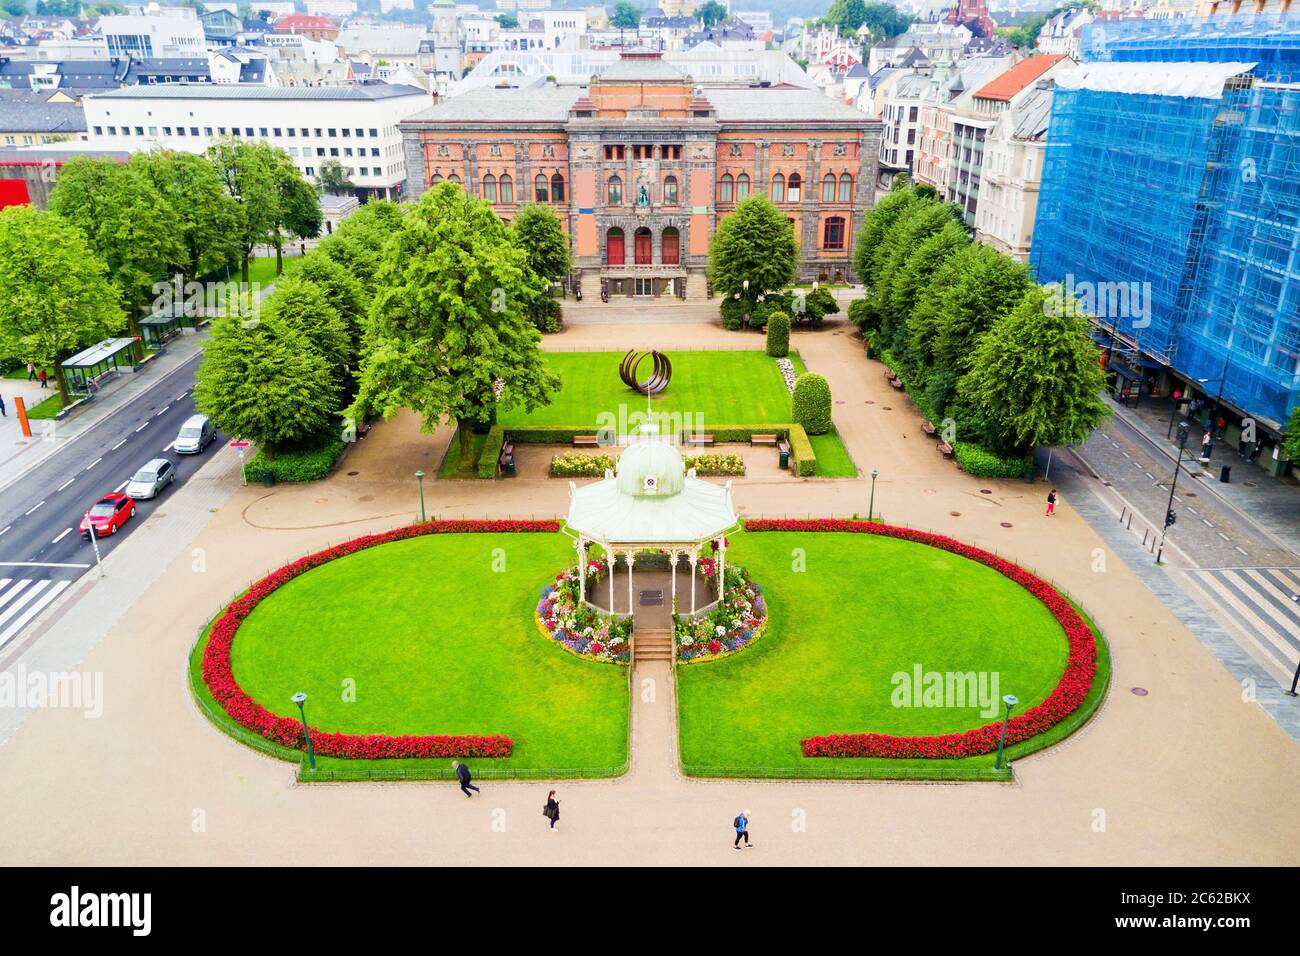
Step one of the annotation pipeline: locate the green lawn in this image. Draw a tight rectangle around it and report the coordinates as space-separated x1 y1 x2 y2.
212 532 628 778
25 391 66 420
808 428 857 477
677 531 1108 779
438 431 487 478
501 350 803 429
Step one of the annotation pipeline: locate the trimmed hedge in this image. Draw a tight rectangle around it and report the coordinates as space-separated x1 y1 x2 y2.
788 422 815 476
765 311 790 357
477 424 508 478
244 435 346 483
792 372 832 436
952 441 1029 479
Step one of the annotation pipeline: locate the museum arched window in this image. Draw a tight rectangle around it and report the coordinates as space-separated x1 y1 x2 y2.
839 173 853 202
787 172 802 202
718 173 734 203
535 173 548 202
771 172 785 202
608 174 622 205
662 226 680 265
663 174 678 205
551 172 565 202
499 174 514 203
430 173 443 186
737 173 750 201
823 216 845 251
606 227 624 265
448 173 461 185
822 173 836 202
634 226 652 265
482 173 497 203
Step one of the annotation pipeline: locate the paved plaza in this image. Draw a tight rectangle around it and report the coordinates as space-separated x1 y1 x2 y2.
0 309 1297 866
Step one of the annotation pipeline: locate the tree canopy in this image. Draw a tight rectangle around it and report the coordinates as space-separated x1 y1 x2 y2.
610 0 641 30
696 0 727 27
138 150 244 284
317 159 355 196
708 194 798 319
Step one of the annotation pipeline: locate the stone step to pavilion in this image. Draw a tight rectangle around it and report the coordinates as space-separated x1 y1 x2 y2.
634 629 675 662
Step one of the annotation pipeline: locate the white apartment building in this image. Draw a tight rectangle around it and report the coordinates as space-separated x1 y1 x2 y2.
974 82 1053 261
257 33 341 63
82 83 430 199
99 12 207 59
305 0 358 17
733 11 773 34
542 10 587 49
1035 8 1093 58
879 71 929 173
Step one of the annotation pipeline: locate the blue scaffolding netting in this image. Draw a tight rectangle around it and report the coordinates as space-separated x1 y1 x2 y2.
1031 13 1300 427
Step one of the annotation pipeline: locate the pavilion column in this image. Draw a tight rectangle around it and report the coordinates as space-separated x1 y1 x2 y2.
670 549 678 613
608 544 615 614
626 550 635 616
576 536 587 606
717 538 726 607
689 547 699 615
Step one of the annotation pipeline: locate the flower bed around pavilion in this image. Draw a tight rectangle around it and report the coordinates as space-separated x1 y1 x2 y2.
744 518 1099 760
536 558 634 664
674 561 767 662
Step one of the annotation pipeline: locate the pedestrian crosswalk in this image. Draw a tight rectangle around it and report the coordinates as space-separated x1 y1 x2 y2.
0 578 72 650
1186 567 1300 677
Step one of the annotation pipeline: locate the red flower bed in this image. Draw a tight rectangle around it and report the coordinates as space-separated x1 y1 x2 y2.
201 520 559 760
744 519 1099 760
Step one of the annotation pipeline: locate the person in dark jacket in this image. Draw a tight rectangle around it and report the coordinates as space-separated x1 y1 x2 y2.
0 394 6 418
544 790 560 831
733 810 751 849
452 760 479 797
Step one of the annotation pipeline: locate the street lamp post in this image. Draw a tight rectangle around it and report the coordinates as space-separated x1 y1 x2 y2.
868 468 879 521
1198 350 1232 458
994 694 1019 771
742 279 750 327
84 511 104 578
291 691 315 772
415 470 426 523
1156 421 1191 565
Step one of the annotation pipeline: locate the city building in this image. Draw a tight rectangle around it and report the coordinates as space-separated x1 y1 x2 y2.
1035 7 1095 57
879 70 930 177
82 82 430 199
973 79 1053 260
0 89 87 148
305 0 359 18
1031 13 1300 435
273 14 341 42
912 51 1012 200
98 12 207 59
401 49 881 298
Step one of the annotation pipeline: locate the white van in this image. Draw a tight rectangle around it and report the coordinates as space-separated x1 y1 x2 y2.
175 414 215 454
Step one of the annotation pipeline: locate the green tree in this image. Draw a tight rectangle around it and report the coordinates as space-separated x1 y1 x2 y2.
316 199 404 296
2 0 29 17
930 244 1034 379
317 158 355 196
708 194 798 327
765 310 790 357
193 311 340 461
269 150 321 275
208 139 279 285
1282 405 1300 462
292 252 366 352
792 372 833 435
957 285 1109 456
494 11 518 28
610 0 641 30
0 206 124 404
852 187 918 297
352 183 560 472
48 156 184 334
510 202 571 331
34 0 77 13
824 0 868 33
895 221 969 375
259 275 352 389
696 0 726 26
872 200 963 342
138 150 243 284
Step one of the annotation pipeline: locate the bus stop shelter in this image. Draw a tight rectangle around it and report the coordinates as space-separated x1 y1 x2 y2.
139 307 186 349
61 338 139 395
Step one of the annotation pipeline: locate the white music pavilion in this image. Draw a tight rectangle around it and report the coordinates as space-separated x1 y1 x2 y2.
565 426 738 619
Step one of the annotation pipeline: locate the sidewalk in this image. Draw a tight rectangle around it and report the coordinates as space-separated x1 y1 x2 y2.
1111 392 1300 558
0 334 207 494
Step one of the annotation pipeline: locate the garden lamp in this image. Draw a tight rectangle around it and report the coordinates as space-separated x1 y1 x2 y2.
415 470 426 523
291 692 316 772
994 694 1018 771
868 469 879 522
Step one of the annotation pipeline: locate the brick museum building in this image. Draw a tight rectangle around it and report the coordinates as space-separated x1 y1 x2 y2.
400 50 882 299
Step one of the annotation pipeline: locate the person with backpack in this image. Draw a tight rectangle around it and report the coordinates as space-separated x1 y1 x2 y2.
452 760 479 798
1045 489 1058 517
38 368 48 389
733 810 751 850
543 790 560 831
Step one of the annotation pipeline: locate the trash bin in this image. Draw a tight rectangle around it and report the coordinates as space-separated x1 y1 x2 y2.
503 458 516 477
1219 464 1231 483
262 470 275 487
778 441 790 470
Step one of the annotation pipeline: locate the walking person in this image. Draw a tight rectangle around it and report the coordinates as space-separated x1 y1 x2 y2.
1200 430 1212 460
0 393 6 417
26 361 35 381
38 368 48 390
1045 489 1058 517
543 790 560 832
733 809 752 850
452 759 480 798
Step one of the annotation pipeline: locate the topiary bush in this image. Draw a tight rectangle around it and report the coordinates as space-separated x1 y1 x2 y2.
244 434 347 483
765 310 790 357
720 298 746 331
791 372 833 436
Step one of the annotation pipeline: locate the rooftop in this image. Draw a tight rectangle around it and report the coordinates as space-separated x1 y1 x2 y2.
973 53 1068 102
89 82 426 101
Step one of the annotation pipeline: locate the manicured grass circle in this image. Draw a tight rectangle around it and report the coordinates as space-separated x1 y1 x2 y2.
227 532 628 773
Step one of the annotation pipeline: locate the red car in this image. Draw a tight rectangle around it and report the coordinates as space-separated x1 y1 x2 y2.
79 493 135 539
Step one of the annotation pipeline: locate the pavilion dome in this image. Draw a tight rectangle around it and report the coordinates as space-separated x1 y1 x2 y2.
615 427 685 497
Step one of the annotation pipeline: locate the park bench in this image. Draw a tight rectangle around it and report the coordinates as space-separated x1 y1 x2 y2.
884 368 896 382
498 439 516 476
922 421 937 437
684 433 714 446
750 434 778 446
937 442 954 459
890 377 904 390
572 435 600 447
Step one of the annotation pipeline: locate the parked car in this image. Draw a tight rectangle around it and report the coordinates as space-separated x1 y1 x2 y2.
79 493 135 538
175 414 215 454
125 458 176 500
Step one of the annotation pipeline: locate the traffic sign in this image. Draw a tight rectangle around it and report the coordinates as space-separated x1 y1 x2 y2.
229 440 251 448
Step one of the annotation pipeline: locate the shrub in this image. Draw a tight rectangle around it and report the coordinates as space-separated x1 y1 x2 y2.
683 453 745 476
952 441 1028 479
541 297 562 334
720 298 746 331
787 423 816 476
848 298 874 332
765 311 790 357
244 434 346 483
550 452 617 477
477 425 507 478
791 373 832 436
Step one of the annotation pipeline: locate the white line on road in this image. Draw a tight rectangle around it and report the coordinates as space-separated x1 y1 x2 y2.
1235 546 1248 556
163 440 177 452
176 392 188 401
23 501 43 516
113 480 129 493
1144 472 1155 480
0 580 71 649
1217 532 1229 541
135 422 149 433
1173 495 1182 502
85 457 102 470
51 528 71 544
112 439 127 450
1188 506 1198 514
1202 518 1213 527
56 478 74 492
0 561 91 569
0 527 8 537
155 406 169 417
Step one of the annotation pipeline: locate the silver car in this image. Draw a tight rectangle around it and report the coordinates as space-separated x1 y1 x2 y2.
175 414 215 454
125 458 176 500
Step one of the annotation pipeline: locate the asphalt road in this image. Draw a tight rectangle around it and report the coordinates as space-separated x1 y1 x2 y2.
0 353 223 650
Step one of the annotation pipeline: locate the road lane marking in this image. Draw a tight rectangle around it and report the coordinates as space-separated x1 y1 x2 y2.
155 406 169 417
1235 547 1248 556
135 422 149 433
23 501 43 516
112 439 127 450
114 480 129 493
1217 532 1230 541
85 457 102 470
177 392 188 401
1202 518 1214 527
0 580 41 628
0 527 9 537
51 528 71 544
0 580 71 649
56 478 74 492
0 561 91 569
163 441 177 452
